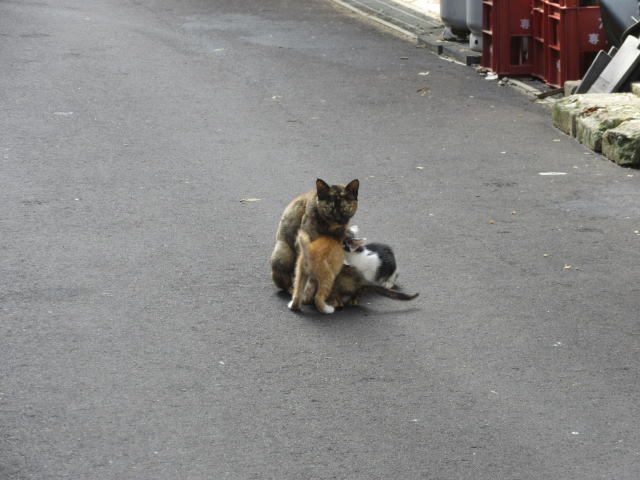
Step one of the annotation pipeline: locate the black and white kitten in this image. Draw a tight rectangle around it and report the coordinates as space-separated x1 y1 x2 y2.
343 226 398 289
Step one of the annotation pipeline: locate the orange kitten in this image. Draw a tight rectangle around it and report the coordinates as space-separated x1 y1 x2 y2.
288 231 345 314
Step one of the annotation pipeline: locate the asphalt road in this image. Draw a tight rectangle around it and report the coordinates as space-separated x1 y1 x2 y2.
2 0 640 479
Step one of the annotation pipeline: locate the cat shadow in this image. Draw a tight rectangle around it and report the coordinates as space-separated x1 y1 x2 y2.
276 290 421 322
348 305 422 317
276 290 291 301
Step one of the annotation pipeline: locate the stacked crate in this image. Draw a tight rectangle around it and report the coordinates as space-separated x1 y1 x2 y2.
543 0 607 86
482 0 607 86
532 0 547 79
481 0 535 75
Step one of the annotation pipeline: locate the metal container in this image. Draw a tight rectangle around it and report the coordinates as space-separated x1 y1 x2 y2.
440 0 469 40
466 0 483 51
599 0 640 46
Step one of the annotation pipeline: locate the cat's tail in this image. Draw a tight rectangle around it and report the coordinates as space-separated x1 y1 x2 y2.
367 285 419 301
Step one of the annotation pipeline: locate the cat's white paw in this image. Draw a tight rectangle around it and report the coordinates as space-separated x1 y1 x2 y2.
288 300 300 311
319 304 334 314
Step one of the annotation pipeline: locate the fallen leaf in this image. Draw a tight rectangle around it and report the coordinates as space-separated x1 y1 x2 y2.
417 87 430 93
564 265 572 270
489 220 496 225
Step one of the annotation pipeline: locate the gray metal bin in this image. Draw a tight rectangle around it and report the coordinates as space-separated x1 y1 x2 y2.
466 0 483 51
440 0 469 40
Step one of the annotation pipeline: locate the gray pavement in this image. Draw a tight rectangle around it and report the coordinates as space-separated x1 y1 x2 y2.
1 0 640 479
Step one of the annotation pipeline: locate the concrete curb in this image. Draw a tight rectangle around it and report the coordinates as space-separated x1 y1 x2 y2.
552 94 640 168
417 34 480 66
327 0 481 66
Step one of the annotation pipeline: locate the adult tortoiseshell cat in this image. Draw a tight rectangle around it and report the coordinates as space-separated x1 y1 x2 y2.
270 178 359 292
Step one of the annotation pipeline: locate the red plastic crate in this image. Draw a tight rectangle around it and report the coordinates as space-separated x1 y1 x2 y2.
481 0 535 75
531 0 547 79
543 2 607 86
545 0 600 6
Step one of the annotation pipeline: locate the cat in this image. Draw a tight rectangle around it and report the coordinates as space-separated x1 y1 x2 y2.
271 178 359 293
288 231 345 314
343 226 398 289
326 265 419 308
323 226 417 307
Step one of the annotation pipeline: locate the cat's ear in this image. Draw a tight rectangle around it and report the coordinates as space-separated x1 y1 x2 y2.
316 178 330 199
353 238 366 247
345 179 359 199
346 237 366 251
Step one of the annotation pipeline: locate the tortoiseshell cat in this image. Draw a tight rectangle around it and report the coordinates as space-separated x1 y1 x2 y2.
288 231 359 314
270 178 359 292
